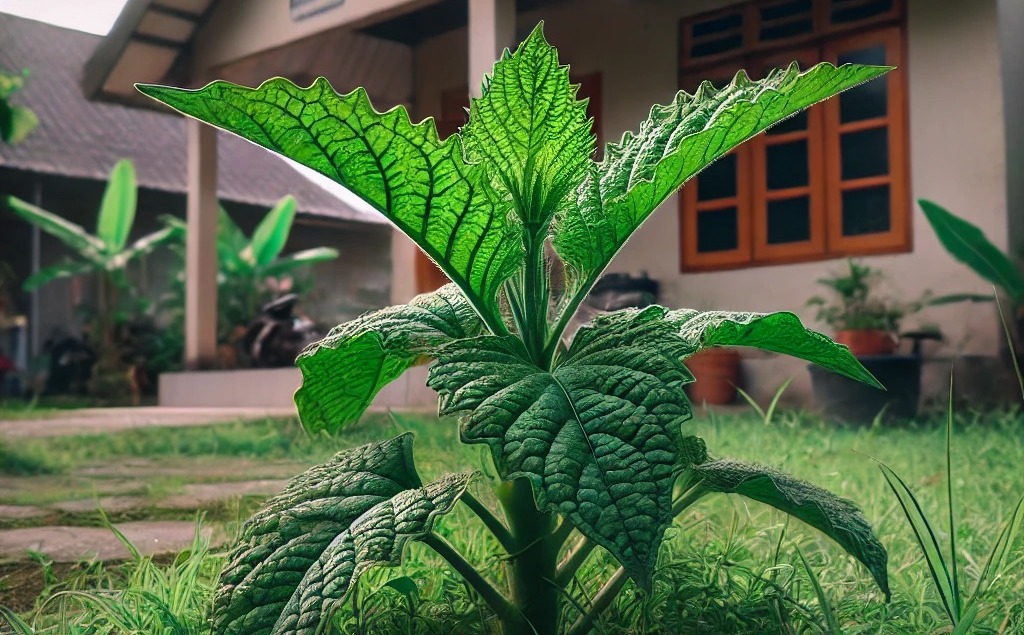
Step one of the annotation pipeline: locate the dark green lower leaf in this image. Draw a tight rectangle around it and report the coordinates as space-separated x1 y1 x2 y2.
692 458 890 599
212 433 472 635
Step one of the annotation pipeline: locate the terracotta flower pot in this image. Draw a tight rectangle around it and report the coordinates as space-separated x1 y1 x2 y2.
834 329 897 356
685 347 741 405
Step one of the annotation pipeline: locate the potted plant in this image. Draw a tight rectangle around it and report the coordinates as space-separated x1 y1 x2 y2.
806 260 906 355
806 260 936 422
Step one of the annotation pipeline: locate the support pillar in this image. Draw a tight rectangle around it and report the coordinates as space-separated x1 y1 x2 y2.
184 119 219 369
468 0 516 98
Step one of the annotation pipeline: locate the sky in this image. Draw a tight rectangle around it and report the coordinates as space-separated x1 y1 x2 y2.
0 0 129 35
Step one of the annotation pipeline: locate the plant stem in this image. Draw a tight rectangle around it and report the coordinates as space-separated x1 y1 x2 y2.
496 478 560 635
421 532 516 624
555 536 597 587
565 566 629 635
461 491 516 553
523 228 551 366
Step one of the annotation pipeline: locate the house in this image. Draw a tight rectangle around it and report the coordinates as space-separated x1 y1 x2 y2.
0 12 393 395
72 0 1023 407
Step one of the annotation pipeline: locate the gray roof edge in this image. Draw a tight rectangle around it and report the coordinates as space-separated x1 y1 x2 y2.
82 0 153 101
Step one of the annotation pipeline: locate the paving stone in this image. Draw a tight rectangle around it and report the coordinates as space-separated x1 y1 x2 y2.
0 505 47 520
156 479 287 509
0 521 214 562
49 496 147 514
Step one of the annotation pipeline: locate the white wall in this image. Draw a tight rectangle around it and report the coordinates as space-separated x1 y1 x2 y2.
412 0 1010 402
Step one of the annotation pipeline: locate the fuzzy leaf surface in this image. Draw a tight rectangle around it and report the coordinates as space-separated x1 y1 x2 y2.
212 434 471 635
462 24 593 225
553 62 891 295
693 459 890 598
668 309 881 388
428 307 693 587
274 472 473 635
137 80 521 329
295 284 483 434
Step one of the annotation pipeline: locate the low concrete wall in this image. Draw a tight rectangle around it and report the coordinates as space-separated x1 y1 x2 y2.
158 366 437 411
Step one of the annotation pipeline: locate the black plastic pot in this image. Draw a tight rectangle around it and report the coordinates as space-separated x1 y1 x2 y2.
809 354 921 424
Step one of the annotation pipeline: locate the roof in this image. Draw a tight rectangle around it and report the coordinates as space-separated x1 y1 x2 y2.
0 13 385 224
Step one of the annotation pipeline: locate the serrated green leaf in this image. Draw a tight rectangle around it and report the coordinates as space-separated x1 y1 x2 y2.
96 159 138 254
274 472 473 635
553 62 891 302
137 78 521 332
428 306 693 588
694 459 890 598
251 195 297 267
668 309 882 388
919 199 1024 302
295 284 484 435
462 23 593 226
213 433 472 635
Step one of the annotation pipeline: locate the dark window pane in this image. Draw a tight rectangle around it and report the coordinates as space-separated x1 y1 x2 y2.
697 153 737 201
842 185 891 236
762 0 812 21
767 197 811 244
697 207 739 252
841 127 889 180
831 0 893 23
838 46 888 121
692 12 742 38
691 33 743 58
761 18 813 41
766 140 809 189
768 110 808 135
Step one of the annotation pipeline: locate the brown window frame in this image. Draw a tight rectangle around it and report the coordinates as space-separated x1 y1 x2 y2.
678 0 909 272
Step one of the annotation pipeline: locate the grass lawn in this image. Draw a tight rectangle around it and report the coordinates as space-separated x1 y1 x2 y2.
2 408 1023 634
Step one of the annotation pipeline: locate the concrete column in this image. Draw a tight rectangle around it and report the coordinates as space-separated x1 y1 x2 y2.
184 119 219 369
468 0 516 98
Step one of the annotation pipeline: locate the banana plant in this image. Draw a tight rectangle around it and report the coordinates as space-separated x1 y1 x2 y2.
5 160 175 368
140 24 892 635
0 68 38 145
163 196 339 338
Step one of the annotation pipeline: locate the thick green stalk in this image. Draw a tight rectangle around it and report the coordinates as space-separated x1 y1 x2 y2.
496 478 560 635
523 226 551 367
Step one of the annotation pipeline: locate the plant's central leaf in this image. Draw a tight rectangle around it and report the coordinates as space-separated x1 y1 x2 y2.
428 307 694 587
137 79 521 329
213 434 473 635
295 284 484 435
462 24 593 227
552 62 891 300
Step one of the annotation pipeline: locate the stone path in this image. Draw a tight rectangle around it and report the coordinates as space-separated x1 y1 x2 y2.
0 406 296 439
0 521 213 562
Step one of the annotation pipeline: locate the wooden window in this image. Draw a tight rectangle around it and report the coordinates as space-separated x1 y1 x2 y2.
679 0 907 271
414 74 604 292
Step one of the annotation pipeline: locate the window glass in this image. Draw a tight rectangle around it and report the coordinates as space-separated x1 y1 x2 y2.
697 153 738 201
841 185 891 235
841 127 889 180
697 208 739 252
767 197 812 243
766 140 809 189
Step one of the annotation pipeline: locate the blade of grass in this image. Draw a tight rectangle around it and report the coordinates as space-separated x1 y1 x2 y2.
0 606 36 635
763 377 793 426
796 548 842 635
945 370 962 618
995 293 1024 403
877 462 959 624
973 495 1024 598
735 386 767 422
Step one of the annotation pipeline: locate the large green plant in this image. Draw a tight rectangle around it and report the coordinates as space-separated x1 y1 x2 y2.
5 160 176 389
139 25 892 635
164 196 339 341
